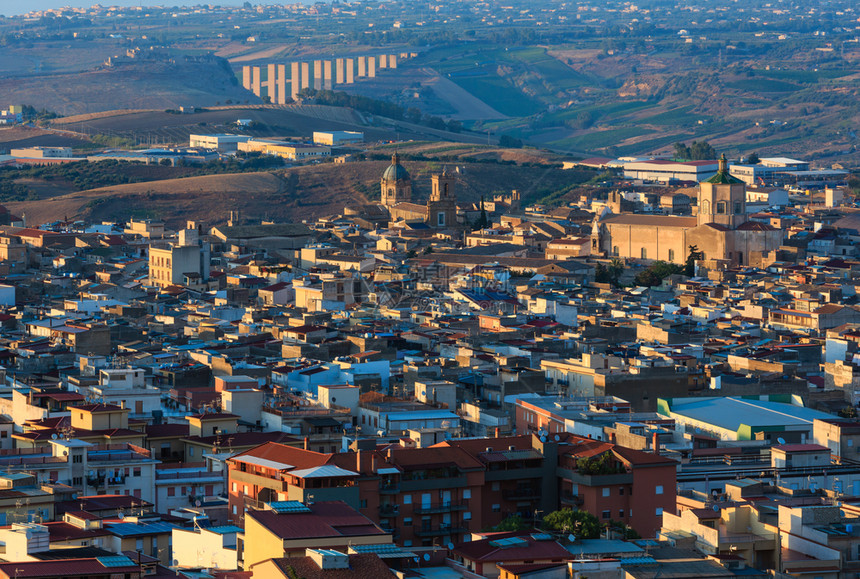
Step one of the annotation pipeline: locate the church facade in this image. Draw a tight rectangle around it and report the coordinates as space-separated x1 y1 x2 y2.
593 155 783 267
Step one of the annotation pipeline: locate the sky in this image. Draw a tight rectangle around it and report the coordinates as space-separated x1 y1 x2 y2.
0 1 253 16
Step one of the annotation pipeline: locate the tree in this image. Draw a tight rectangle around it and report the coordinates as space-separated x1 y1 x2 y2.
674 140 716 161
543 509 601 539
488 514 528 532
499 134 523 149
746 152 761 165
634 261 683 287
685 244 704 277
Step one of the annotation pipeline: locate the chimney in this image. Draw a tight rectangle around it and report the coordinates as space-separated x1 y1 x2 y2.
494 427 500 438
652 431 660 455
304 437 309 450
372 453 378 472
356 449 362 472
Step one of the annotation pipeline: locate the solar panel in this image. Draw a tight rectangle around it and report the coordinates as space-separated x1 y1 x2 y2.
268 500 311 514
97 555 136 568
489 537 529 548
531 533 553 541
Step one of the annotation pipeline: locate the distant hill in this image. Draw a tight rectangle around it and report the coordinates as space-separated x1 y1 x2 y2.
7 159 591 227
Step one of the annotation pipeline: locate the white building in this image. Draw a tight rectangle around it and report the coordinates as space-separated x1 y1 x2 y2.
621 159 719 183
172 524 242 570
313 131 364 146
188 134 250 152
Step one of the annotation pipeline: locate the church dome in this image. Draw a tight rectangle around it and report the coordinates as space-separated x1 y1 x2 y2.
382 153 410 182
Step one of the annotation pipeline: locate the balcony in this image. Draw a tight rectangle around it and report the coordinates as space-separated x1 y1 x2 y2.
380 482 400 494
561 492 583 506
379 504 399 517
503 488 540 501
415 524 468 537
413 501 468 515
87 474 127 487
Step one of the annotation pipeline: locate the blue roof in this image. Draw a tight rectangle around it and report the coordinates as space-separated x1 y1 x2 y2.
107 522 177 537
206 525 243 534
268 501 311 514
97 555 136 567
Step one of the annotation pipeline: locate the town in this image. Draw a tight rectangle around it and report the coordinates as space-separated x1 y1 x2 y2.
0 132 855 579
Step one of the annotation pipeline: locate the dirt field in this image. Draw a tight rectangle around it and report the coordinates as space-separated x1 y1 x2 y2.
0 126 88 150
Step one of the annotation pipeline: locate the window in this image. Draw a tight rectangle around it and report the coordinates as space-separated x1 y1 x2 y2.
188 448 194 457
640 247 647 260
359 499 368 509
492 482 500 491
602 488 610 497
232 505 237 515
133 467 141 477
668 249 675 262
492 504 501 513
182 486 188 496
232 482 237 493
73 477 82 486
403 495 411 505
73 454 83 464
734 201 742 214
602 510 611 519
716 201 726 214
463 489 471 500
619 488 625 496
403 518 412 526
437 212 445 227
655 485 664 495
168 487 175 497
136 539 143 551
464 511 472 520
619 509 625 518
655 507 663 516
612 246 619 257
243 485 248 495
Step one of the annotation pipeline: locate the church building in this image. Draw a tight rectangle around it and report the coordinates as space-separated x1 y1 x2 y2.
593 155 783 267
380 154 462 230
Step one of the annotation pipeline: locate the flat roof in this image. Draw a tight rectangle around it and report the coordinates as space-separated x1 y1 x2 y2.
662 397 832 431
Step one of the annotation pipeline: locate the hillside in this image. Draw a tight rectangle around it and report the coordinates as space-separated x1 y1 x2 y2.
0 56 254 117
7 160 591 228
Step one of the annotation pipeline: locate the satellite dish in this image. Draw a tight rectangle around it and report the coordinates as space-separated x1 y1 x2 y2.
539 435 546 443
118 512 125 520
173 559 178 566
695 427 701 434
568 534 576 542
195 500 201 507
51 433 58 440
447 542 454 550
413 557 419 564
712 504 720 512
554 435 560 442
777 437 786 445
423 554 430 562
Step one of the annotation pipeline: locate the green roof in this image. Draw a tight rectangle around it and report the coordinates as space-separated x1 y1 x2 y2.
705 171 743 184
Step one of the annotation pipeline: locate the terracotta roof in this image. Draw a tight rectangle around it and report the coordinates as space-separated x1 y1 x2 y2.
69 403 125 413
247 501 388 541
44 521 111 542
454 532 571 563
55 494 153 516
737 221 777 231
0 558 139 577
602 215 698 228
266 553 397 579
